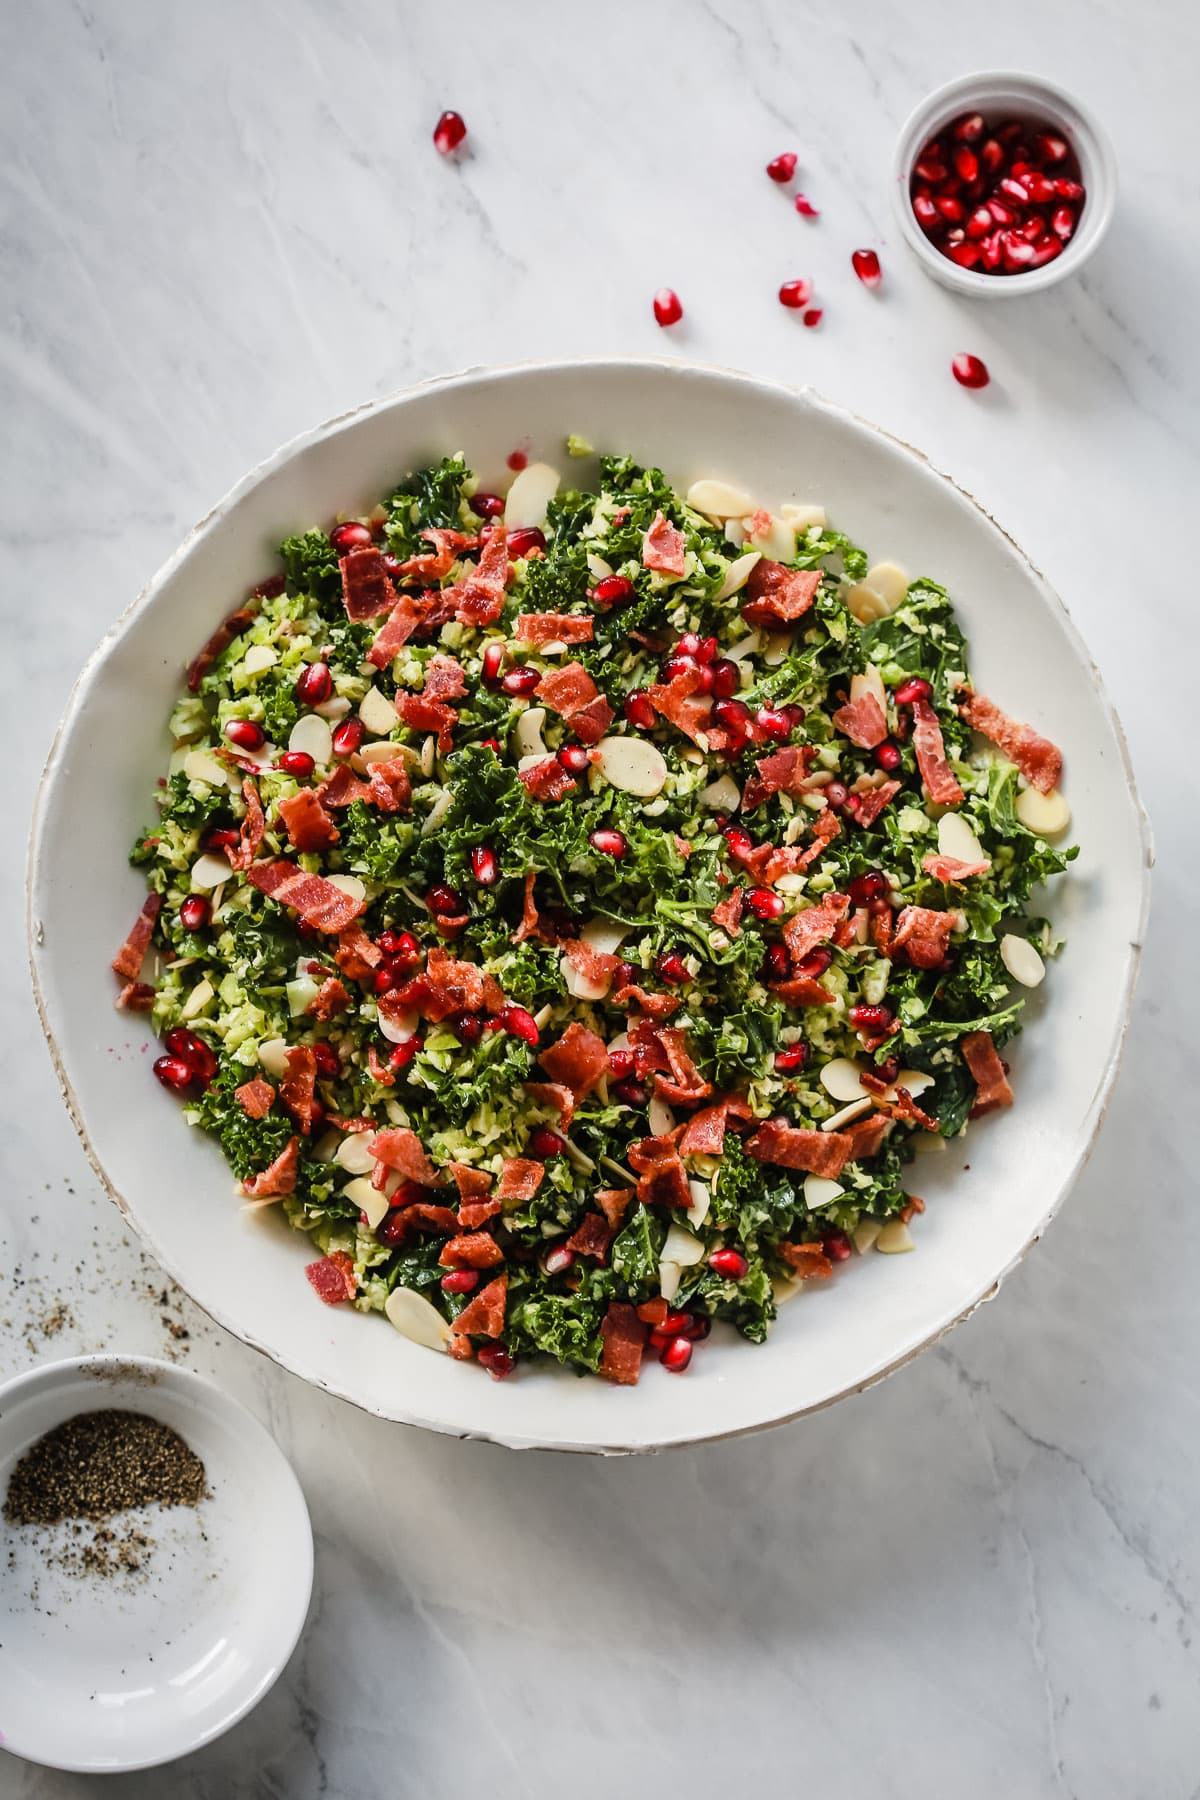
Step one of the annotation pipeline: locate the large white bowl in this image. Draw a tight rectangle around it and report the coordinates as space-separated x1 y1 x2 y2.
27 360 1150 1454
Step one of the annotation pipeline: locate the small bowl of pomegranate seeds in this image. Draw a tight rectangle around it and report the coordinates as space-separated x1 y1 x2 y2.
894 71 1116 295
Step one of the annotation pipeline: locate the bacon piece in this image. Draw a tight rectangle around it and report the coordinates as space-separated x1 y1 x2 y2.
227 779 267 873
629 1018 670 1076
186 601 263 692
115 980 156 1011
459 1197 503 1231
235 1078 275 1119
367 592 422 667
339 545 396 621
535 661 600 720
745 1119 853 1178
496 1158 545 1202
741 745 816 811
678 1102 731 1156
317 765 371 808
570 696 615 745
962 1030 1014 1116
423 653 467 702
450 524 511 627
277 1046 318 1134
642 510 687 575
842 1113 890 1162
646 663 717 747
523 1081 576 1128
782 892 852 964
366 1045 395 1085
865 1080 939 1132
770 975 834 1007
448 1164 502 1231
516 612 595 645
241 1135 300 1197
627 1136 691 1209
448 1161 493 1200
393 527 477 584
777 1241 833 1280
854 780 903 829
610 984 681 1019
395 690 456 753
564 1213 613 1262
364 756 412 814
334 924 381 982
424 947 485 1016
832 690 888 749
596 1187 635 1232
276 787 340 854
245 860 365 932
369 1127 443 1186
308 976 350 1020
439 1233 505 1270
481 973 506 1014
653 1029 712 1104
450 1274 508 1339
711 888 744 936
890 904 955 969
599 1301 647 1385
513 871 540 943
740 562 821 629
562 937 618 993
959 689 1062 795
539 1022 609 1096
518 756 578 803
304 1251 357 1305
112 892 161 980
794 807 842 872
922 853 991 884
911 698 963 807
398 1202 461 1236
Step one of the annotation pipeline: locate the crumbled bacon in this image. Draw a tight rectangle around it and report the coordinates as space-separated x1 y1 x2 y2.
393 528 477 584
958 688 1062 794
241 1136 300 1197
367 593 422 667
518 756 578 803
782 892 851 963
642 510 687 575
228 778 267 873
396 690 456 753
516 612 595 645
745 1118 854 1178
186 601 262 692
890 905 955 969
334 924 382 982
854 780 903 828
740 561 821 629
317 766 371 808
246 860 366 932
962 1029 1014 1116
522 1081 575 1127
711 888 745 936
496 1157 545 1201
305 1251 357 1304
450 524 511 626
841 1112 890 1161
423 653 467 701
562 937 618 992
534 663 612 744
922 853 991 884
741 745 816 811
513 871 540 943
366 756 412 813
307 976 350 1020
610 984 682 1018
599 1301 647 1384
111 892 161 980
339 544 396 621
235 1078 275 1119
646 662 717 747
368 1127 443 1186
279 1046 319 1134
538 1022 609 1095
595 1187 635 1231
277 787 340 854
911 698 964 807
677 1095 751 1156
569 695 615 745
439 1233 505 1270
564 1213 613 1262
770 974 834 1007
653 1028 712 1104
627 1134 691 1208
777 1241 833 1280
115 980 156 1011
450 1274 508 1338
832 689 888 749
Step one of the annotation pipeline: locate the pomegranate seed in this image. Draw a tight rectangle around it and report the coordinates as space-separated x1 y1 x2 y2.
1018 214 1045 241
481 642 506 687
433 110 466 155
529 1126 565 1159
153 1054 194 1092
278 750 316 780
946 242 981 270
953 112 984 143
746 887 785 921
774 1045 808 1072
912 193 939 232
508 526 546 560
624 689 656 730
163 1026 217 1084
1036 132 1069 164
1051 205 1076 241
803 308 823 328
677 632 716 662
500 1004 539 1046
766 151 797 183
1024 172 1057 205
471 845 499 885
709 1247 749 1280
849 1003 895 1033
389 1036 423 1070
179 895 210 932
965 205 994 240
952 351 990 390
852 247 882 289
200 825 238 852
913 157 947 184
893 676 932 706
709 658 740 700
378 929 419 962
823 1230 852 1262
936 195 965 224
655 951 689 986
1029 234 1063 268
507 449 527 472
224 718 265 751
608 1048 635 1080
980 138 1004 174
332 717 364 758
873 740 901 772
477 1345 515 1380
793 193 820 217
375 966 401 994
660 1335 693 1373
558 744 590 776
452 1012 483 1047
848 869 888 905
1055 177 1084 201
502 665 541 697
1003 234 1036 271
589 828 628 859
329 520 373 552
661 653 699 684
542 1245 575 1277
779 279 813 309
952 146 978 184
714 697 755 743
479 737 501 754
762 943 791 981
427 883 462 916
980 231 1004 271
615 1075 648 1107
755 706 791 741
944 227 966 247
824 780 850 811
723 823 755 859
998 176 1030 205
440 1269 479 1295
469 492 504 519
653 288 683 327
796 947 832 978
294 661 332 705
312 1041 340 1078
592 574 635 609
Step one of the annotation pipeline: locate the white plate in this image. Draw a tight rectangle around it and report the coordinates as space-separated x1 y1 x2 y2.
0 1356 312 1771
27 360 1151 1454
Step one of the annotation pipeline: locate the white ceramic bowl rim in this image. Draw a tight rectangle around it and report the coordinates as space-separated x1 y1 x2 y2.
892 68 1118 297
27 357 1152 1454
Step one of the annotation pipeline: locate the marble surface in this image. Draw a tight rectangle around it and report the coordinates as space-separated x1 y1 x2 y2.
1 0 1196 1793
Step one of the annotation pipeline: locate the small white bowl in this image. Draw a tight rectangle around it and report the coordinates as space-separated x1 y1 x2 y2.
0 1356 313 1773
892 70 1117 297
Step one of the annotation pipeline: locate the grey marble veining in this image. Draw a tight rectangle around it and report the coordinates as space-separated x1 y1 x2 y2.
1 1 1196 1794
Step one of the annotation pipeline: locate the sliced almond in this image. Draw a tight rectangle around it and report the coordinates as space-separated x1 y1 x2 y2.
876 1219 914 1254
593 735 668 798
890 1070 934 1101
357 739 408 767
561 951 609 1002
937 811 986 864
822 1096 873 1131
648 1095 677 1138
699 773 741 811
1000 932 1046 988
314 696 351 721
335 1133 377 1175
343 1175 389 1231
853 1219 883 1255
659 1260 682 1304
845 583 890 625
504 461 560 530
420 735 437 778
359 684 399 736
715 549 762 601
804 1175 845 1210
561 1137 595 1174
190 851 234 891
183 749 232 789
662 1222 705 1266
686 478 754 518
743 512 796 561
762 631 792 667
582 919 628 956
289 713 333 764
513 706 548 762
911 1131 947 1155
1015 786 1071 837
724 518 747 548
780 503 827 533
820 1057 868 1103
774 872 807 894
586 551 614 581
378 1005 419 1046
726 631 761 662
686 1179 711 1230
258 1037 291 1079
863 561 909 611
385 1286 451 1352
242 644 278 674
326 873 366 903
421 789 454 837
180 978 214 1020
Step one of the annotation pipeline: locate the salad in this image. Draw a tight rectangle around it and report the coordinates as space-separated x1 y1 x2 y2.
115 449 1075 1384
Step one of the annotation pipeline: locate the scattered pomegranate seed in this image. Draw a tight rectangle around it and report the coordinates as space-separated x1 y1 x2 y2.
389 1036 423 1071
677 632 717 662
709 658 739 700
655 951 690 986
506 449 528 472
440 1269 479 1295
529 1126 565 1159
952 145 979 183
477 1345 515 1380
427 883 463 916
796 947 832 978
558 744 591 776
755 706 791 742
311 1041 340 1079
164 1026 218 1085
471 846 499 885
294 661 332 705
823 1230 852 1262
542 1245 575 1277
849 1003 895 1033
802 308 823 328
508 525 546 559
660 1335 693 1373
278 750 316 779
766 151 797 183
893 676 932 706
661 652 699 685
774 1045 808 1072
433 110 467 155
794 194 819 218
624 689 657 730
592 574 635 610
480 641 506 688
709 1247 749 1280
500 1004 540 1046
913 193 939 231
608 1048 635 1079
848 869 889 905
332 717 364 758
954 112 984 143
376 1212 409 1247
479 737 501 755
952 353 990 390
873 740 902 772
452 1012 484 1047
746 887 785 921
179 895 210 933
224 718 265 752
589 828 628 859
723 822 755 860
779 279 813 309
378 929 418 962
374 966 401 994
469 492 504 519
652 288 683 327
851 248 882 288
153 1054 193 1092
502 665 541 697
329 520 373 552
762 943 791 982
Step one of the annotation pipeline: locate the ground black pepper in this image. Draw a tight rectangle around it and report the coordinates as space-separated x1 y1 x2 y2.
4 1409 207 1527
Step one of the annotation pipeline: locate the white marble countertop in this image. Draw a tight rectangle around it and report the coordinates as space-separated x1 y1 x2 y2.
2 1 1196 1793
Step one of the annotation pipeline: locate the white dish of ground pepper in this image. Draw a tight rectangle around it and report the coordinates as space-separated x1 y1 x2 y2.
0 1354 312 1773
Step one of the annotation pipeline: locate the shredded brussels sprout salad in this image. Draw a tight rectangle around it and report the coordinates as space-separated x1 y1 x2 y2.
119 448 1076 1384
